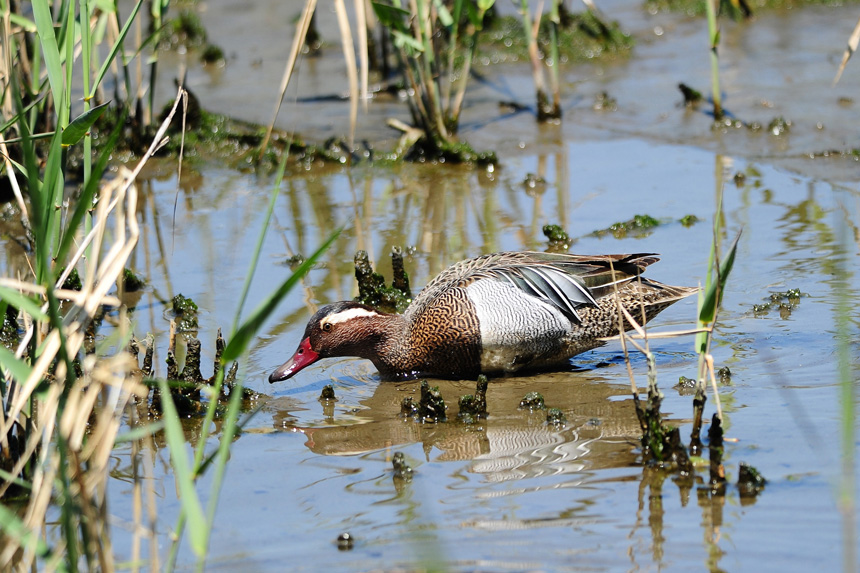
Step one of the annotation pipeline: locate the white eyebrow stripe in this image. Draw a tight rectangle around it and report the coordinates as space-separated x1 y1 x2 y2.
322 307 380 326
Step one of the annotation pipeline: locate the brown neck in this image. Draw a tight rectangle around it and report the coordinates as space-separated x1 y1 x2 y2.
348 313 415 376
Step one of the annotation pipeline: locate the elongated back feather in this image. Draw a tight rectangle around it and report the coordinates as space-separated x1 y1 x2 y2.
407 252 665 324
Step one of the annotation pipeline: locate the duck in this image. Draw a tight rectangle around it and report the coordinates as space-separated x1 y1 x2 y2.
268 251 696 382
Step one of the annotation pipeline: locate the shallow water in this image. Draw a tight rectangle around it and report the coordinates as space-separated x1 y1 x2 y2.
31 0 860 570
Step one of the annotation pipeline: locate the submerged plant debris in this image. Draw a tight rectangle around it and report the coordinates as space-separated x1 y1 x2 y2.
132 329 255 418
752 288 805 317
592 214 662 238
592 91 618 112
392 451 414 482
61 267 82 291
543 224 573 252
401 381 447 423
737 462 767 499
122 268 146 292
457 375 489 423
707 413 727 495
678 83 704 107
633 385 693 474
319 385 337 401
171 294 199 331
546 408 567 425
519 391 546 411
354 248 412 313
336 532 355 551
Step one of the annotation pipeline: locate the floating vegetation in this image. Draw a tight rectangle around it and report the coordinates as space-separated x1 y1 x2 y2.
678 83 704 107
633 385 693 473
752 288 805 317
336 532 355 551
122 268 147 292
392 452 414 482
767 116 791 136
675 375 697 395
171 294 200 331
712 115 793 136
592 91 618 112
523 173 548 194
401 138 498 165
717 366 732 384
62 268 83 291
546 408 567 425
319 385 337 401
592 214 661 238
163 10 209 50
737 462 767 500
354 248 412 314
201 44 226 66
543 224 572 252
680 214 701 227
401 381 447 423
519 391 546 410
806 148 860 160
458 375 489 423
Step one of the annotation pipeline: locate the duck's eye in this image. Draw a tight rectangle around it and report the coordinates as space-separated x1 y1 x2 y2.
322 322 332 332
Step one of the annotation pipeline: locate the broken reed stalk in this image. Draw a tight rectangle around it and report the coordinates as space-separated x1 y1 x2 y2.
705 0 723 119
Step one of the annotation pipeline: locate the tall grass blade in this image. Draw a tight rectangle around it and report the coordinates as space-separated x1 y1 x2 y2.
56 107 128 265
38 131 64 267
30 0 64 116
157 379 208 557
89 0 146 99
61 101 111 146
0 285 48 320
0 344 34 384
698 230 740 324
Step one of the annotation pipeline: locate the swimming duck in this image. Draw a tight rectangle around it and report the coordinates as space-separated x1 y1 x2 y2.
269 252 695 382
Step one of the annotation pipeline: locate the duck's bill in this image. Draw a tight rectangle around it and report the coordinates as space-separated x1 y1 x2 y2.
268 338 320 383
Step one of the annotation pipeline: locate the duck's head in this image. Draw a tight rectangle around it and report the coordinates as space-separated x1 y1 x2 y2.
268 301 388 383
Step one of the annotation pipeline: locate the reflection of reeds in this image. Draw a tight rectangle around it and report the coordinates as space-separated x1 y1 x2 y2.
520 0 562 121
832 214 856 573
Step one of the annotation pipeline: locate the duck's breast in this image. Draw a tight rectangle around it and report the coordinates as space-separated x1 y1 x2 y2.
465 279 572 372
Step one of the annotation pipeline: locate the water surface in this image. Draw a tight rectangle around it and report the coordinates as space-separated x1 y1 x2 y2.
72 0 860 569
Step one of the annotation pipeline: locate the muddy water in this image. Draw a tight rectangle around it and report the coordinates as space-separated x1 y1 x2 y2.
83 0 860 570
